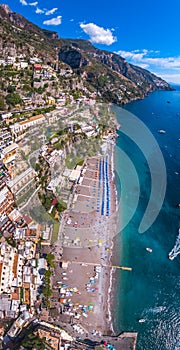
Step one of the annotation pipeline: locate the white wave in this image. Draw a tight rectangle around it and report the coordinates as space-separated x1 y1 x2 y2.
147 306 166 314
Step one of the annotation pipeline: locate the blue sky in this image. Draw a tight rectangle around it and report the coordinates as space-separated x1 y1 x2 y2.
2 0 180 83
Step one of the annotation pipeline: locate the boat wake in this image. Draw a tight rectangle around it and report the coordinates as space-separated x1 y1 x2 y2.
147 306 166 314
169 229 180 260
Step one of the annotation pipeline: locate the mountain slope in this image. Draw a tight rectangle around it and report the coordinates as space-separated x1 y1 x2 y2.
0 4 173 104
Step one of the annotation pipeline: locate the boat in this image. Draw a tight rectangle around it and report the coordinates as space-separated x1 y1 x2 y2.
168 228 180 260
138 319 146 323
158 129 166 134
146 247 152 253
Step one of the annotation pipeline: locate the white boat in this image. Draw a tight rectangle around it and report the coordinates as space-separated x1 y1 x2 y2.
146 247 152 253
158 129 166 134
138 319 146 323
168 229 180 260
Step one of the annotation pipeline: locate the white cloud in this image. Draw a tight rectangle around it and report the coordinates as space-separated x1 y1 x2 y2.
117 49 148 61
19 0 28 5
43 16 62 26
137 63 149 69
117 49 180 70
117 49 180 83
29 2 38 6
45 8 58 16
156 73 180 84
35 7 44 14
80 23 117 45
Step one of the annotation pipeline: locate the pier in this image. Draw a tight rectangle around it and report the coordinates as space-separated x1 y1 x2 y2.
66 260 132 271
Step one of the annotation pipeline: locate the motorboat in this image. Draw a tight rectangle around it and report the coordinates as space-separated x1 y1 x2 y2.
146 247 152 253
168 253 174 260
158 129 166 134
138 319 146 323
168 228 180 260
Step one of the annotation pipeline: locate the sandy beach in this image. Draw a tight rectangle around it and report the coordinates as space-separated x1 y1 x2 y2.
52 142 118 336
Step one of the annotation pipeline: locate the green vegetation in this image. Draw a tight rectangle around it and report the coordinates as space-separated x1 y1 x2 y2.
20 287 24 302
56 199 67 212
31 105 55 115
43 269 52 307
76 158 84 166
21 332 45 350
65 155 84 169
0 96 4 110
5 237 16 248
29 205 53 225
6 92 23 107
51 222 60 243
36 155 67 220
46 253 55 268
16 185 35 207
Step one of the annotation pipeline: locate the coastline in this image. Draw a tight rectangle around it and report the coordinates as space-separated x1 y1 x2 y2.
107 141 118 335
51 137 119 337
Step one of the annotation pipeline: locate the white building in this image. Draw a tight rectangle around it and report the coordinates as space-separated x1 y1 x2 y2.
0 241 24 294
10 114 45 140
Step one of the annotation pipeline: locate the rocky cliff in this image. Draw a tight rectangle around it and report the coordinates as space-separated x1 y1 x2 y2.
0 4 173 104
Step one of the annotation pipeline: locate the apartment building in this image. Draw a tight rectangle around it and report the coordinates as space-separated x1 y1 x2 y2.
6 167 35 199
1 143 19 164
0 185 14 216
0 241 24 294
10 114 45 141
0 128 13 151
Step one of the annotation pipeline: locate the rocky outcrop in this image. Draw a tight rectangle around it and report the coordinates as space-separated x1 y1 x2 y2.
59 47 90 69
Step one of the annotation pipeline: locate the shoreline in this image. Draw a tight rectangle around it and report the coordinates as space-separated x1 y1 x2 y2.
49 133 138 348
52 136 120 337
107 141 118 335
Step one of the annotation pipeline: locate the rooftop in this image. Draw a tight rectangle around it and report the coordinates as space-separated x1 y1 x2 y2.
2 143 18 155
19 114 45 125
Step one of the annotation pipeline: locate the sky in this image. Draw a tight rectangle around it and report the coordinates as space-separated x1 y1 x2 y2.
1 0 180 84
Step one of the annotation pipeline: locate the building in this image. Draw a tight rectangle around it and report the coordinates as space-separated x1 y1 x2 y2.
7 310 30 338
8 209 26 228
0 163 11 191
46 96 56 105
0 127 13 151
0 112 12 121
10 114 45 140
6 56 16 64
46 113 58 124
0 241 24 294
1 143 18 164
69 165 83 182
0 213 15 236
0 294 13 319
34 64 42 73
36 322 73 350
0 185 14 216
7 167 35 200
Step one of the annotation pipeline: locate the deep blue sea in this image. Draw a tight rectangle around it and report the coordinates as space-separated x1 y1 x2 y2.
112 87 180 349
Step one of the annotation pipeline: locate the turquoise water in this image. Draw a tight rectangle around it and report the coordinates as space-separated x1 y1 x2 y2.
112 88 180 349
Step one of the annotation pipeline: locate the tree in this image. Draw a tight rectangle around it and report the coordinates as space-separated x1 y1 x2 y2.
0 96 4 110
21 333 45 350
46 253 55 268
7 85 15 93
6 93 23 107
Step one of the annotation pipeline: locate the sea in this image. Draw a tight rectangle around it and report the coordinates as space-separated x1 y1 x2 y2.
112 86 180 350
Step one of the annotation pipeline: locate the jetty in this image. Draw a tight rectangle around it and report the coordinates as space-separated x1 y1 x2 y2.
64 260 132 271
